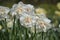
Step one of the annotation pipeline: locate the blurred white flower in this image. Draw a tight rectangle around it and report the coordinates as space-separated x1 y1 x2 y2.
35 8 49 22
55 11 60 16
23 4 35 15
20 13 36 28
30 15 51 33
0 25 2 30
10 2 26 17
0 6 10 20
10 2 35 18
36 18 51 32
59 24 60 27
0 6 10 15
57 2 60 10
7 20 13 28
35 8 47 15
10 4 24 17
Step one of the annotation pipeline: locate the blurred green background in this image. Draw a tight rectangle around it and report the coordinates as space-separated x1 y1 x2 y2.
0 0 60 27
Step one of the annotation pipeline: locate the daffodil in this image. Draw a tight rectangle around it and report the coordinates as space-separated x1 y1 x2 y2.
35 8 48 19
10 2 26 17
20 13 36 28
55 11 60 16
35 8 47 15
30 15 51 33
10 1 35 18
7 20 13 28
0 6 10 20
35 19 51 32
10 4 24 17
57 2 60 10
23 4 35 15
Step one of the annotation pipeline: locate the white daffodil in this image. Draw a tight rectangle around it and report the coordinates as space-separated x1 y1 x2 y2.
57 2 60 10
55 11 60 16
11 1 35 18
0 25 2 30
35 18 51 32
59 24 60 27
20 13 36 28
35 8 47 15
7 20 13 28
0 6 10 20
36 13 51 24
35 8 51 23
10 3 25 17
23 4 35 15
35 8 48 20
0 6 10 15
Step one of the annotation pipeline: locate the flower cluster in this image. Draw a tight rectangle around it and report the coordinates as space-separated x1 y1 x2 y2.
0 2 52 33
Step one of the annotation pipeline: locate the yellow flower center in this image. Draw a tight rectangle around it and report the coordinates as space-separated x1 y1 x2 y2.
25 17 32 23
16 7 23 14
38 21 45 28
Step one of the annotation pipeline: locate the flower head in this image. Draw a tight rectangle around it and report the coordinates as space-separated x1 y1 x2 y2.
23 4 35 15
20 13 36 28
0 6 10 15
10 2 35 18
35 8 47 15
57 2 60 10
7 20 13 28
55 11 60 16
36 19 51 32
10 4 24 16
0 6 10 20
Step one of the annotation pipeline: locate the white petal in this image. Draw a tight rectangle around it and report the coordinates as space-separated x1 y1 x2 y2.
43 18 51 23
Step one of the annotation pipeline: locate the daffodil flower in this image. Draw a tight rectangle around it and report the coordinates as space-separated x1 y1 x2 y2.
36 19 51 32
0 6 10 20
10 4 24 17
10 2 26 17
57 2 60 10
20 13 36 28
7 20 13 28
55 11 60 16
35 8 47 15
23 4 35 15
